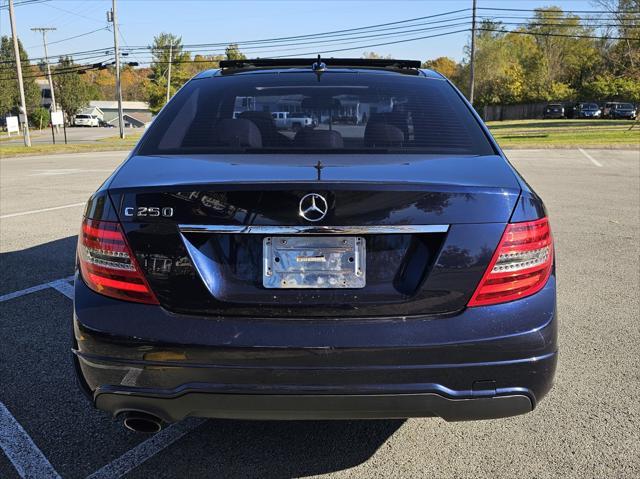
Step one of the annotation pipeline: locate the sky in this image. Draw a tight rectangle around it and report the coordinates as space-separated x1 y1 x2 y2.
1 0 600 66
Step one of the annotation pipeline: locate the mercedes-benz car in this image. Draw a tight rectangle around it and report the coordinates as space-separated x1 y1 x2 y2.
72 58 557 433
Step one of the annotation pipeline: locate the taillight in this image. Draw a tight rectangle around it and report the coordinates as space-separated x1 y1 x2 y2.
78 218 159 304
468 217 553 307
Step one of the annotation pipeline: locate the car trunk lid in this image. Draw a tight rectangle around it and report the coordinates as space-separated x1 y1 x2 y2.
108 154 520 317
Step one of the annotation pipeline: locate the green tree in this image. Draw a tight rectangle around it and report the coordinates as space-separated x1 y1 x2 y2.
0 36 41 119
525 8 600 92
422 57 459 78
584 73 640 102
53 56 90 119
29 106 50 129
596 0 640 75
147 33 191 113
225 43 246 61
184 54 224 78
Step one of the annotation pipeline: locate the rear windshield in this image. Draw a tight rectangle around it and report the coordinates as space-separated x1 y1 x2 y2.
581 103 599 110
138 72 495 156
76 115 89 118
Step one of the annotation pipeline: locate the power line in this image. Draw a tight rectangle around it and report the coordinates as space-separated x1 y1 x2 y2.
0 0 49 10
478 7 640 14
40 1 105 23
157 13 474 50
6 7 638 66
2 7 638 75
488 22 640 28
153 21 473 55
0 60 112 81
126 24 471 64
478 28 639 41
4 9 472 63
30 27 111 49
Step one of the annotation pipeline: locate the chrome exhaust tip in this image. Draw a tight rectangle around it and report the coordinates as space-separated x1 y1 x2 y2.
122 411 163 434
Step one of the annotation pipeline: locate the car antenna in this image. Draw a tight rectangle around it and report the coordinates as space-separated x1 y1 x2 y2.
315 160 323 181
312 54 326 82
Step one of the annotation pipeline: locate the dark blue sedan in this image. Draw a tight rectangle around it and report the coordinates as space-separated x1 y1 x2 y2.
72 58 557 433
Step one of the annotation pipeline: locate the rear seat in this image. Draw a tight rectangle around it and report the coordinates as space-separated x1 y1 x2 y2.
210 119 262 147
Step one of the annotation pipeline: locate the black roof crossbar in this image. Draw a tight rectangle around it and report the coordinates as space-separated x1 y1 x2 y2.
219 58 422 70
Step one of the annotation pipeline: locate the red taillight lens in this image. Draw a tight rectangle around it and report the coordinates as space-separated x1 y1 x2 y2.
78 218 159 304
468 217 553 307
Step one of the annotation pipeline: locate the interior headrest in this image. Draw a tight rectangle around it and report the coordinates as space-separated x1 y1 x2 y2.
238 111 274 122
293 129 344 148
364 123 404 147
212 119 262 147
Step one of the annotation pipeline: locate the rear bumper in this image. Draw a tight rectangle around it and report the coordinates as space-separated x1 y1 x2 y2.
95 388 534 422
73 272 558 421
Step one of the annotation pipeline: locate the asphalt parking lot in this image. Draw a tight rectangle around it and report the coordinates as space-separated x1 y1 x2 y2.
0 148 639 478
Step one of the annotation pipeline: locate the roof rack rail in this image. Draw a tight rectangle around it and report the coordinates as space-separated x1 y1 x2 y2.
219 58 422 70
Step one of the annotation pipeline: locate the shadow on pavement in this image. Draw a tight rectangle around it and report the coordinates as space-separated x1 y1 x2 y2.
0 235 77 295
130 418 404 478
1 235 404 478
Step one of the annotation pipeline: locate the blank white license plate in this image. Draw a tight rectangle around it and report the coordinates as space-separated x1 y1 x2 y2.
263 236 366 289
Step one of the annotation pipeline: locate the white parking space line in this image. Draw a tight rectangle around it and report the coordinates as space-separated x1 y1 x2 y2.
0 203 85 219
0 402 62 479
86 418 207 479
0 276 74 303
48 280 75 300
0 283 52 303
29 169 114 177
578 148 603 167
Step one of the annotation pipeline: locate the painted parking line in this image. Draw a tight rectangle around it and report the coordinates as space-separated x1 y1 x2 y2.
0 402 62 479
578 148 603 167
0 203 85 219
0 276 74 303
86 418 207 479
48 279 75 300
1 274 206 478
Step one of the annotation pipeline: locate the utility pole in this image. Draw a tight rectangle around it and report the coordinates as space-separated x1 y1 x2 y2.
166 42 173 104
468 0 477 106
8 0 31 146
109 0 125 139
31 27 57 130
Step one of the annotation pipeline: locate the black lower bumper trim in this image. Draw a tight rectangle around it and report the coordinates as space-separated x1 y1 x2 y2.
95 389 532 422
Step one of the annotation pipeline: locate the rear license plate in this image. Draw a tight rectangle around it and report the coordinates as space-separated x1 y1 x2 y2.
263 236 366 289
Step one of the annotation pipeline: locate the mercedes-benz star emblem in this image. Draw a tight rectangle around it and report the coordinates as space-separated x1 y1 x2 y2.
299 193 328 222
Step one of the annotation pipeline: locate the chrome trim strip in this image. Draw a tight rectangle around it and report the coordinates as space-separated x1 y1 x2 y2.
179 224 449 235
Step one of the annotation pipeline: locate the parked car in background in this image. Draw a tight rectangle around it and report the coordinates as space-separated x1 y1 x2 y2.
73 58 557 433
574 102 602 119
271 111 314 130
543 104 565 119
603 102 637 120
74 114 100 127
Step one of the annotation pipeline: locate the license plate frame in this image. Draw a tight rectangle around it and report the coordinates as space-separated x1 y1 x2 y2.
263 236 366 289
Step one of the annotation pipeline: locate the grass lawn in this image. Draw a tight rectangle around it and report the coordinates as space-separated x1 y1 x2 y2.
487 119 640 149
0 133 142 157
